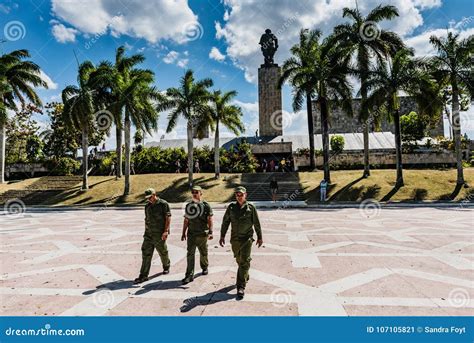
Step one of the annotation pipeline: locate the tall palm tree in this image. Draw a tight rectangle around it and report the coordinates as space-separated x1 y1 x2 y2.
159 70 213 186
92 47 159 195
331 4 405 178
93 46 147 179
205 90 245 179
121 70 160 195
364 49 442 187
284 31 353 182
62 61 97 190
0 49 47 183
280 29 321 170
429 32 474 186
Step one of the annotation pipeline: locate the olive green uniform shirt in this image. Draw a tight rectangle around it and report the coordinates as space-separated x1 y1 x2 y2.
145 198 171 238
184 200 213 236
220 201 262 242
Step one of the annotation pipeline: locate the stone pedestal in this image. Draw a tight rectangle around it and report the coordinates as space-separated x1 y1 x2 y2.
258 65 283 136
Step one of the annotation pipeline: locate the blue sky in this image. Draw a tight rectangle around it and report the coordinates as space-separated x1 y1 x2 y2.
1 0 473 147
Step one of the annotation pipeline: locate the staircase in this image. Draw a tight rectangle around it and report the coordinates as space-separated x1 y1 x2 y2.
0 176 82 205
241 172 305 202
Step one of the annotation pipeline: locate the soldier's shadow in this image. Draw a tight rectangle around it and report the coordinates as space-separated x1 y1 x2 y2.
134 279 187 295
180 285 237 313
82 272 169 295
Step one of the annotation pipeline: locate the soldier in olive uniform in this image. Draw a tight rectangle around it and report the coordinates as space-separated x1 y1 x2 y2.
181 185 213 284
134 188 171 284
220 186 263 299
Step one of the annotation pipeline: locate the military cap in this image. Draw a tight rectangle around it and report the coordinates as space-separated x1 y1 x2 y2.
234 186 247 193
191 185 202 191
144 188 156 198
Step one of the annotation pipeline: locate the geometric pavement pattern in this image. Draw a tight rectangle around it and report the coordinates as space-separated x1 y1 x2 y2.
0 206 473 316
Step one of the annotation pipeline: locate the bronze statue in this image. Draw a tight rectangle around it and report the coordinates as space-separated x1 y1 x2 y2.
259 29 278 66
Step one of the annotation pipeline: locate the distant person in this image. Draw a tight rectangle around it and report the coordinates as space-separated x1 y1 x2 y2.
194 160 200 173
109 162 115 176
262 159 267 173
131 162 135 175
280 158 286 172
175 160 181 173
102 143 106 151
320 179 328 202
270 177 278 202
269 160 275 172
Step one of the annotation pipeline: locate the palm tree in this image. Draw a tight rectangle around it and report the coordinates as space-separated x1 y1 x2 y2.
283 31 353 182
205 90 245 179
0 49 47 183
364 49 442 187
429 32 474 186
159 70 213 186
93 46 147 179
121 70 160 195
61 61 97 190
331 5 405 178
280 29 321 170
92 47 160 195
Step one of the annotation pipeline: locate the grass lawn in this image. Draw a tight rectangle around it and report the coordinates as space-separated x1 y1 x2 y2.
1 168 473 205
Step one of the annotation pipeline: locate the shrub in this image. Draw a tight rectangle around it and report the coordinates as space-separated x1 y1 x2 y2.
45 157 81 176
330 135 345 154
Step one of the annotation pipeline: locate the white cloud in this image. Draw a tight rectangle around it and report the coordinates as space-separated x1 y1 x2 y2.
51 0 199 44
209 47 225 61
163 51 179 64
162 50 188 68
51 22 78 43
216 0 448 83
405 27 474 57
38 70 58 90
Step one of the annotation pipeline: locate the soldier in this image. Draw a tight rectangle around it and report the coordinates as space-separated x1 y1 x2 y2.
181 185 214 284
220 186 263 300
134 188 171 284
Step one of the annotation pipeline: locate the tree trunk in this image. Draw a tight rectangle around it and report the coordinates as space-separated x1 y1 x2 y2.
360 74 370 177
187 120 194 186
393 108 404 187
306 91 315 170
452 83 464 185
0 123 6 184
320 98 330 183
123 114 131 195
81 127 89 190
116 125 123 178
214 120 220 179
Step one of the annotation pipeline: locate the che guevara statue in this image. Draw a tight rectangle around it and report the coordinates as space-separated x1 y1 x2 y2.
259 29 278 66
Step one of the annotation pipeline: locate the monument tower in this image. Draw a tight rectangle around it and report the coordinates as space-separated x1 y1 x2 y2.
258 29 283 137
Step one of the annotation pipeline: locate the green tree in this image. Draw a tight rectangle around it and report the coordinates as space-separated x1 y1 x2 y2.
331 4 405 178
280 29 321 170
364 49 442 186
0 49 47 183
429 32 474 185
159 70 213 185
61 61 98 190
400 111 425 143
205 90 245 179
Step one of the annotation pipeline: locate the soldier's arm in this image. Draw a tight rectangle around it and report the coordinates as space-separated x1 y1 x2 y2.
181 217 189 240
252 206 263 241
164 202 172 234
220 206 231 238
207 203 214 235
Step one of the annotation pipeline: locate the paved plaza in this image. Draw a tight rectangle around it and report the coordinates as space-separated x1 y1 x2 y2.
0 205 473 316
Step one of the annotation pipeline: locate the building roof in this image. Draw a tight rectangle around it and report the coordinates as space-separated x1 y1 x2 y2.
145 132 433 152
